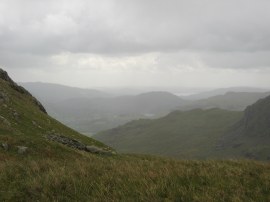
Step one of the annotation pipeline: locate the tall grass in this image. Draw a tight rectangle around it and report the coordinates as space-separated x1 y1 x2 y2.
0 152 269 201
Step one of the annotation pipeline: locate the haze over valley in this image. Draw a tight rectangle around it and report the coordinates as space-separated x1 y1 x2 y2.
21 82 270 135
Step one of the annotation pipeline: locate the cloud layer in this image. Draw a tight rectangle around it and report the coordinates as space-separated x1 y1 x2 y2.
0 0 270 88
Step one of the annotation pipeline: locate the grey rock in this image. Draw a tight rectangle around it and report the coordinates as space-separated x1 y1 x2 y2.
1 143 9 151
0 69 13 83
46 133 115 155
0 115 11 126
85 145 101 153
46 133 86 150
0 92 4 99
17 146 28 154
86 145 114 155
32 121 42 129
0 68 47 114
13 111 19 120
0 91 9 102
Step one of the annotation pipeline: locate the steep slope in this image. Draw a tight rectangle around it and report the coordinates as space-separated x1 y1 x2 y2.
0 69 111 156
1 69 270 201
180 91 270 111
94 108 243 159
219 95 270 160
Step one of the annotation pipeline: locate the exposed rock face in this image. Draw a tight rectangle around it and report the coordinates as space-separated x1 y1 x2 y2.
0 69 13 83
218 96 270 152
229 95 270 137
46 133 114 155
0 68 47 114
46 133 86 150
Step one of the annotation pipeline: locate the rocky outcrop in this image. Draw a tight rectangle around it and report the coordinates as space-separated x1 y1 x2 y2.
0 69 14 83
228 95 270 137
217 95 270 159
0 68 47 114
46 133 114 155
46 133 86 150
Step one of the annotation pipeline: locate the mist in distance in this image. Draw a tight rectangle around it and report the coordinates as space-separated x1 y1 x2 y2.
0 0 269 90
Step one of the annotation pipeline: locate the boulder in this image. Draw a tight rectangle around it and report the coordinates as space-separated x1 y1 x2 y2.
0 115 11 126
17 146 28 154
86 145 114 155
1 143 9 151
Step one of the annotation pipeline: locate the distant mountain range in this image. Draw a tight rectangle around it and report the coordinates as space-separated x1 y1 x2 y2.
20 82 110 103
43 91 187 134
94 95 270 160
21 82 270 134
183 87 269 100
180 91 270 111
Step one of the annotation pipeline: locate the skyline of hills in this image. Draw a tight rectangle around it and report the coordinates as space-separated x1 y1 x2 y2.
21 82 270 134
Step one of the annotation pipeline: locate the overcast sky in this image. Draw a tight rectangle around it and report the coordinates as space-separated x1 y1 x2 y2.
1 0 270 89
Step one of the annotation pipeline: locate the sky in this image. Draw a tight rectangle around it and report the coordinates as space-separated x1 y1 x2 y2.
0 0 270 89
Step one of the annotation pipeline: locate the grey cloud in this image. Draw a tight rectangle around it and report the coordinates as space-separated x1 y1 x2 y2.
156 51 270 70
0 0 270 75
1 0 270 55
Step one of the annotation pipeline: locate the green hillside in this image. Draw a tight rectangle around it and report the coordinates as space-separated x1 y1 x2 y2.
218 95 270 160
0 69 110 156
1 69 270 201
95 108 243 159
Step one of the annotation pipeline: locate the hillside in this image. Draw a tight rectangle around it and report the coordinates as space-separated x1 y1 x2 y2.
94 108 243 159
1 69 270 201
34 91 186 134
0 69 111 155
218 95 270 159
180 91 270 111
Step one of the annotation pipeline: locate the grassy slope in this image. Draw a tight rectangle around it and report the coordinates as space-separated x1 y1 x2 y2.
1 74 270 201
95 109 243 159
1 154 270 201
0 78 109 156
